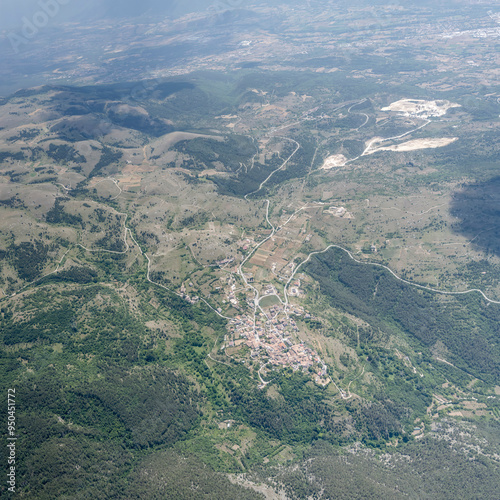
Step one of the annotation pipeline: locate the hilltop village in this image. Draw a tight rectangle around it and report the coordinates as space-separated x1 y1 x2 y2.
215 272 331 386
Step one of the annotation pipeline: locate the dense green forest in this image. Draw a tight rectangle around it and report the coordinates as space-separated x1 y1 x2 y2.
7 241 50 281
306 248 500 384
207 134 318 197
0 282 263 498
173 135 256 172
46 144 85 165
89 146 123 178
3 262 498 498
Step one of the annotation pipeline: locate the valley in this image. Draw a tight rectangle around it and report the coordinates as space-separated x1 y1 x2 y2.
1 1 500 498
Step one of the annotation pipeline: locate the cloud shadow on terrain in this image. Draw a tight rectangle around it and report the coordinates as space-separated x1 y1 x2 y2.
450 176 500 257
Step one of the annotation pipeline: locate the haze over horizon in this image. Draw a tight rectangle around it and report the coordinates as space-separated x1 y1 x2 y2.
0 0 193 30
